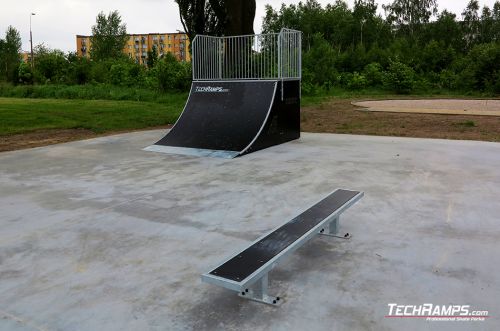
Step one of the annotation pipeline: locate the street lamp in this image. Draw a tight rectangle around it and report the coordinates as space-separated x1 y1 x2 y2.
30 12 35 68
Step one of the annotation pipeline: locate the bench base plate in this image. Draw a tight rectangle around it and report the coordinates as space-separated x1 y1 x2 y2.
238 274 282 306
238 291 282 306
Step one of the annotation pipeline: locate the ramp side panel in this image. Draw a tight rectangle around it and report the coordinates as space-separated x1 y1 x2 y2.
154 81 277 152
245 80 301 154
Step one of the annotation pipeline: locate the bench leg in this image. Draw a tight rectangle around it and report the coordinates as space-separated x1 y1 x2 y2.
319 216 351 239
238 274 281 306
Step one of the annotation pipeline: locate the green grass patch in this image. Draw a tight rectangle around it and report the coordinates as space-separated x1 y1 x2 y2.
0 97 185 136
455 120 476 127
0 83 188 104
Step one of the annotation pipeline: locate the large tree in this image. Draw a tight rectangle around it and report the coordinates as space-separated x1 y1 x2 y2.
383 0 438 38
494 1 500 41
0 26 22 82
175 0 255 41
90 11 128 61
429 10 462 49
461 0 481 48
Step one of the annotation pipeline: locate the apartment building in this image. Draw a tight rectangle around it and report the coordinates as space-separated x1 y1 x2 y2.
76 32 190 64
20 51 32 63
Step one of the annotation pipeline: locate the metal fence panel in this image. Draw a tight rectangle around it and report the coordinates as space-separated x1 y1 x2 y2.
192 28 301 81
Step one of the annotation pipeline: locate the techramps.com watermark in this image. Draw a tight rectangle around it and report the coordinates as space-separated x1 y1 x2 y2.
385 303 489 322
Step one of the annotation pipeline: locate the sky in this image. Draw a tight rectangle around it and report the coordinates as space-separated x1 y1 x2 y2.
1 0 497 53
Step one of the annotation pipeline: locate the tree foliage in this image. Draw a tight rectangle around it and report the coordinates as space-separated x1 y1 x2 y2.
147 46 159 68
0 26 22 82
462 0 481 48
263 0 500 94
90 11 128 61
175 0 255 41
2 1 500 95
383 0 438 38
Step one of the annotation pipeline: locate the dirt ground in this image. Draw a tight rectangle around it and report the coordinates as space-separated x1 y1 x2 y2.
0 125 171 153
301 99 500 142
1 99 499 153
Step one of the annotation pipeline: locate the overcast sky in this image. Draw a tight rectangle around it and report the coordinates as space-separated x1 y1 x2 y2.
1 0 497 53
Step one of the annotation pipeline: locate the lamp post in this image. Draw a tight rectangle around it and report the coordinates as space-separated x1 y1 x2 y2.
30 12 35 68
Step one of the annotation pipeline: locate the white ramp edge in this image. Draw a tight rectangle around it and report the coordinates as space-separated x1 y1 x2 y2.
143 145 240 159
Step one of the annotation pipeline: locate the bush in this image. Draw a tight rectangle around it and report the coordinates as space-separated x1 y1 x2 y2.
33 48 68 84
438 69 459 90
90 60 112 83
18 62 33 84
346 72 367 90
0 83 187 102
151 53 191 91
67 57 92 85
418 40 456 73
383 61 416 94
302 33 338 87
109 61 145 87
363 62 384 87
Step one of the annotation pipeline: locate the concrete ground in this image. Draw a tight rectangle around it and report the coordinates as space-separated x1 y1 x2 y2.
1 130 499 331
353 99 500 116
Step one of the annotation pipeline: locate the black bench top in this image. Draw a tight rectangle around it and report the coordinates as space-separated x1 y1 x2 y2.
209 189 360 282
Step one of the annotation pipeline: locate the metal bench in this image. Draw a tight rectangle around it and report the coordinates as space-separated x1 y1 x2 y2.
201 189 364 305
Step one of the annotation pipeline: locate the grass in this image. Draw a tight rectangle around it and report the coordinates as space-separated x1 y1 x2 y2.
456 120 477 127
2 83 496 108
0 83 187 103
0 97 185 136
1 83 498 148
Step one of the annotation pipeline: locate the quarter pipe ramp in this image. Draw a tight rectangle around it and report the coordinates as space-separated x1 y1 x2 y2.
144 80 300 158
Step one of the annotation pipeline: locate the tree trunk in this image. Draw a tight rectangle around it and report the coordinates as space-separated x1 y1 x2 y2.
224 0 256 36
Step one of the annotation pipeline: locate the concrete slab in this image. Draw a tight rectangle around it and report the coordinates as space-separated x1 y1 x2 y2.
353 99 500 116
1 131 499 331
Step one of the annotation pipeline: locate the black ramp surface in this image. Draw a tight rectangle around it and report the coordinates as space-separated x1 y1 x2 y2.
209 189 360 282
155 81 277 152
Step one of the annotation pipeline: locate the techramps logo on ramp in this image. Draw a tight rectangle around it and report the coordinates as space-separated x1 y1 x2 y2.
195 86 229 93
